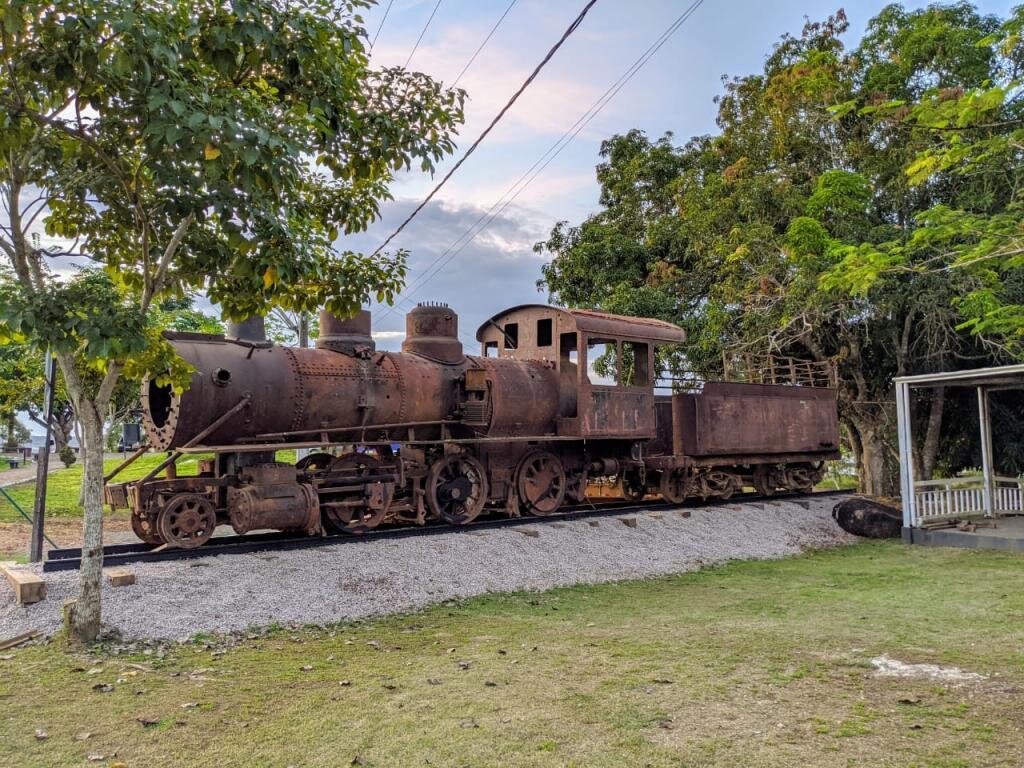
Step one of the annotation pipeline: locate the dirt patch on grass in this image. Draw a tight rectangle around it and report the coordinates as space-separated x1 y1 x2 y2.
0 515 133 556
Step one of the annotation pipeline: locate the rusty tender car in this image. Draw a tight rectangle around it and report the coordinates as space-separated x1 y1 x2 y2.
105 303 841 548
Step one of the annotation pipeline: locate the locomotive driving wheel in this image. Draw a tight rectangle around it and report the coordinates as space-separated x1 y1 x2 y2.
426 454 488 525
322 453 389 534
156 493 217 549
516 450 566 516
296 452 335 472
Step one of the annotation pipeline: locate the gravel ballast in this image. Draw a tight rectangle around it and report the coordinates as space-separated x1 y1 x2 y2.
1 497 853 641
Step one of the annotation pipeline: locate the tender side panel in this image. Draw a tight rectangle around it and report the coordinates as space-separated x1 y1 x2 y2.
673 382 840 457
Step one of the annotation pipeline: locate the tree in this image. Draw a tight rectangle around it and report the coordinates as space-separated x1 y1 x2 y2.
0 340 42 450
537 4 1022 496
0 0 464 640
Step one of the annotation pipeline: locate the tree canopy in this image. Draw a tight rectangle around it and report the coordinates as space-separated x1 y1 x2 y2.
0 0 465 640
537 4 1024 495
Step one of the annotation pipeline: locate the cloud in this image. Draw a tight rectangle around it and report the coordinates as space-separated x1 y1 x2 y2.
370 11 612 145
350 197 559 352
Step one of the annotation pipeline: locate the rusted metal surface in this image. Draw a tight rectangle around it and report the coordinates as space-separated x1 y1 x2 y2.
475 304 686 346
118 302 841 547
227 463 320 536
672 382 840 457
317 309 374 356
403 302 465 364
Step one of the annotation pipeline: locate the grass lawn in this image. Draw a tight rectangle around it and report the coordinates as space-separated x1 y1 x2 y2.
1 541 1022 767
0 450 297 522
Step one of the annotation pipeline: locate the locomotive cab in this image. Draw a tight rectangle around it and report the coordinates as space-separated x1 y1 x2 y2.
475 305 686 439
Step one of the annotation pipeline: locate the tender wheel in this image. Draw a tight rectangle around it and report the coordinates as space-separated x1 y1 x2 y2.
156 493 217 549
618 474 646 502
322 453 389 534
516 450 566 516
131 513 163 545
753 465 778 497
426 454 488 525
296 452 335 472
783 463 821 493
659 470 688 505
705 471 738 500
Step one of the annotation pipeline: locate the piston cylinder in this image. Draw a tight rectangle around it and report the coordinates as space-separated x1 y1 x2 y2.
226 464 320 535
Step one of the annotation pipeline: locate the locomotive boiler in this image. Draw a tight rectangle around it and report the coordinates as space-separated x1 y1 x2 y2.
105 303 841 548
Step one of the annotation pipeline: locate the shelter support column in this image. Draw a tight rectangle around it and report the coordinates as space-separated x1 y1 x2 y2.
978 386 995 518
896 380 917 528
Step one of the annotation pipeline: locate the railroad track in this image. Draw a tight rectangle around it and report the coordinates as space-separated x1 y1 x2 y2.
42 489 854 573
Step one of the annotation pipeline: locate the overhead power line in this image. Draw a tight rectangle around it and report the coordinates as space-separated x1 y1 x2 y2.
376 0 705 322
373 0 601 257
404 0 444 70
369 0 395 51
451 0 519 88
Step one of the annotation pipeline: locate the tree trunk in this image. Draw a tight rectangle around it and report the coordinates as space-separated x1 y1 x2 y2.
918 386 945 481
847 418 899 498
4 411 17 450
69 404 106 642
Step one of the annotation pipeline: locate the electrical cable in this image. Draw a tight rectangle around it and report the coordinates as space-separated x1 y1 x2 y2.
375 0 704 321
404 0 445 69
373 0 600 257
369 0 395 51
451 0 519 88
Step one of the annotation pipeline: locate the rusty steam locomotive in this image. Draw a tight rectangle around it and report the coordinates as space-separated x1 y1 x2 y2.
105 303 841 548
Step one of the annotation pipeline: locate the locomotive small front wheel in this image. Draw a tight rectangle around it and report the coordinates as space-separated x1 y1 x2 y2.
156 493 217 549
426 454 488 525
131 513 163 545
516 450 566 516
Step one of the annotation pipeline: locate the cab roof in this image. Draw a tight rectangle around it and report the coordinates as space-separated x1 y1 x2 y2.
475 304 685 344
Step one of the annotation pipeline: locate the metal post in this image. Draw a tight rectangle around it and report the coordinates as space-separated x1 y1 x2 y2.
978 386 995 518
30 351 57 562
295 312 310 463
895 381 917 529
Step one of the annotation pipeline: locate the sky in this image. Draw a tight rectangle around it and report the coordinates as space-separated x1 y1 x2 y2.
341 0 1012 351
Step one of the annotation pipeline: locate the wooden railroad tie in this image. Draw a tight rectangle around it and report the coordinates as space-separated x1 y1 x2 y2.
617 517 638 529
1 562 46 605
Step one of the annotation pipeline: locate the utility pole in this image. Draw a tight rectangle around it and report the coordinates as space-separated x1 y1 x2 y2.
30 351 56 562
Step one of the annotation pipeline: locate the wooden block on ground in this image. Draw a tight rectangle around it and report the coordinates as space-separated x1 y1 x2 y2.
1 562 46 605
587 520 601 528
63 599 77 632
105 567 136 587
676 510 691 518
617 517 638 529
549 523 568 529
648 513 664 520
516 528 540 538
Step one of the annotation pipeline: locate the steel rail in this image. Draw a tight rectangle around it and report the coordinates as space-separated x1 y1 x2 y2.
41 490 854 573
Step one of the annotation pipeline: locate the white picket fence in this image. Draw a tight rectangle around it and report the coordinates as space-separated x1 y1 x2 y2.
914 476 1024 523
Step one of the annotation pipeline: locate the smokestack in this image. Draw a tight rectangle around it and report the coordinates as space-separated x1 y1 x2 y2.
316 309 375 356
225 316 267 343
402 302 463 364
